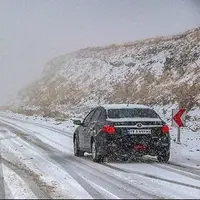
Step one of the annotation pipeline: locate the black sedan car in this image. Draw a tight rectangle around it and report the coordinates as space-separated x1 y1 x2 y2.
73 104 170 163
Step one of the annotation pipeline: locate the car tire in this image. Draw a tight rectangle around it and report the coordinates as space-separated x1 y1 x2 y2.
91 140 103 163
157 152 170 163
74 136 84 157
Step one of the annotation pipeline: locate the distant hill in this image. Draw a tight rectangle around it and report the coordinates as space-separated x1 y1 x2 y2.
11 27 200 130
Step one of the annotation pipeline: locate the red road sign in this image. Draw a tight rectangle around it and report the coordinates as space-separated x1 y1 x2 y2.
172 109 186 127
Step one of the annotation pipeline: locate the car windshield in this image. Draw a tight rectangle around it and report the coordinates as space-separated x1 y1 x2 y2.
107 108 160 118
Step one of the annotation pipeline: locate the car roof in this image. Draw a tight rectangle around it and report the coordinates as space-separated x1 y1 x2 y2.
101 104 151 110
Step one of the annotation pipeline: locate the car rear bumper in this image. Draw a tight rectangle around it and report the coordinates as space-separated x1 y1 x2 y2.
96 135 170 157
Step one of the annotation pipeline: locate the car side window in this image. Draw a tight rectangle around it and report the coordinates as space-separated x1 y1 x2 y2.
91 109 101 122
83 110 95 126
98 108 107 121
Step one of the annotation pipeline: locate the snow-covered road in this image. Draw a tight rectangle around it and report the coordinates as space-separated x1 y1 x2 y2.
0 115 200 199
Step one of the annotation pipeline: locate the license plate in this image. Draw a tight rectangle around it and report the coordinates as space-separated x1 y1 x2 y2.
128 129 151 135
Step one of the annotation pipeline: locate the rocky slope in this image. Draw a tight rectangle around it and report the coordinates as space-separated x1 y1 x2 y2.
11 27 200 129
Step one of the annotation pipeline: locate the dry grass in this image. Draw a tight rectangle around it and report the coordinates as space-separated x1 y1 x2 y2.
174 81 200 110
110 65 200 110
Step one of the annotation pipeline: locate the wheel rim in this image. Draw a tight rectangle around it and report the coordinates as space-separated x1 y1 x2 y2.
92 142 96 160
74 138 77 154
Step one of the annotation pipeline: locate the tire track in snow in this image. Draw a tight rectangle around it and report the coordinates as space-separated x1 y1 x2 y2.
0 126 53 199
57 156 149 199
0 119 73 153
0 121 161 199
0 123 75 199
100 155 200 186
33 123 73 138
51 155 139 199
3 124 104 198
152 163 200 181
54 154 162 199
0 122 104 199
51 158 105 199
0 117 73 138
2 158 51 199
137 173 200 190
59 156 200 199
9 128 122 198
103 163 200 190
0 121 72 153
168 161 200 172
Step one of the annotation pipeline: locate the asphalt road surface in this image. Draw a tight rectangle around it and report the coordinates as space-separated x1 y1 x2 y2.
0 117 200 199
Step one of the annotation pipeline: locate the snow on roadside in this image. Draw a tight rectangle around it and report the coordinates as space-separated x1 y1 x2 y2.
170 126 200 168
3 165 36 199
0 128 92 199
151 104 200 168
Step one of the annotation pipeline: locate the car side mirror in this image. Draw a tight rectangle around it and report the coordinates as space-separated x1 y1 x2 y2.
73 120 83 126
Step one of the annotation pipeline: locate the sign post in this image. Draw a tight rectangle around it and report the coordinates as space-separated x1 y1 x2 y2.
177 126 181 143
172 108 186 143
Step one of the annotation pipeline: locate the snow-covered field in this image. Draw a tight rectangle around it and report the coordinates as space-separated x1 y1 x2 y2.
0 111 200 199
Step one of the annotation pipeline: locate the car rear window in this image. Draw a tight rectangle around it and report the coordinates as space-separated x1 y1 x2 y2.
107 108 160 118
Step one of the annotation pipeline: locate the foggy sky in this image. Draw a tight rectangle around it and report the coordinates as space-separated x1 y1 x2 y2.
0 0 200 105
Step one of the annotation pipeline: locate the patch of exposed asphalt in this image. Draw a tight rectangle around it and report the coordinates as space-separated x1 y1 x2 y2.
103 163 200 190
103 157 200 181
153 163 200 181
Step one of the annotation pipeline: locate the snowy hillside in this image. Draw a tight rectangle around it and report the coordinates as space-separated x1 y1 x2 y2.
11 27 200 129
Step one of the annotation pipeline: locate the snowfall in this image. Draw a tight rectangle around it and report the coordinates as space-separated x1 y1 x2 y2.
0 110 200 199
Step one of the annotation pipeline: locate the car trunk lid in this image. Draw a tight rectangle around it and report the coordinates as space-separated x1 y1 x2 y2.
106 117 163 138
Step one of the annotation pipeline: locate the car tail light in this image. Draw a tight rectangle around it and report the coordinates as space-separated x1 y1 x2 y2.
162 124 169 134
102 125 116 134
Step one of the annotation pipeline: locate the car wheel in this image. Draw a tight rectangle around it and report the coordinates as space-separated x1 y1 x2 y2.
157 152 170 163
91 140 103 163
74 136 84 157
